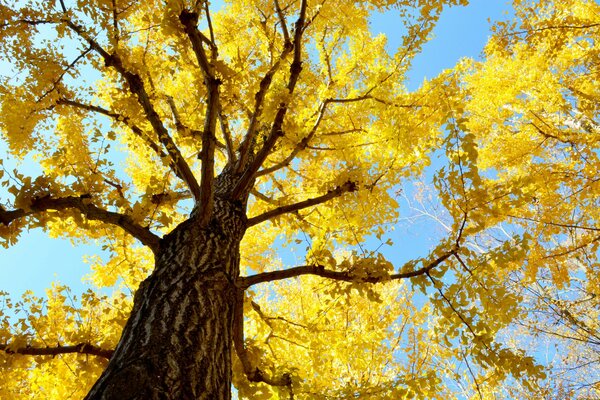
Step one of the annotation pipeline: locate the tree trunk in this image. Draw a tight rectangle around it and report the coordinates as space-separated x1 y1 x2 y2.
85 199 247 400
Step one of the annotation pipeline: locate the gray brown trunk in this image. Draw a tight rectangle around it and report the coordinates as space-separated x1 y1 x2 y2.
85 199 246 400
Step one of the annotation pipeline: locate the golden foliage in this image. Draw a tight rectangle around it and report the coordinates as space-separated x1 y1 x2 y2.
0 0 598 398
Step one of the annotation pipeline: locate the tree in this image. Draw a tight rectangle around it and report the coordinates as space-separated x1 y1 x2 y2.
0 0 598 399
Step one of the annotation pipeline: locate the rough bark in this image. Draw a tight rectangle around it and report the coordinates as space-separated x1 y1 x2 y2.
85 196 247 400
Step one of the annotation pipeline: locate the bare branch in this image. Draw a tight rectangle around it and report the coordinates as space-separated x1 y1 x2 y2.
0 195 160 253
179 10 221 225
63 16 202 201
0 342 113 360
231 0 308 198
233 290 293 389
247 180 357 227
239 247 457 288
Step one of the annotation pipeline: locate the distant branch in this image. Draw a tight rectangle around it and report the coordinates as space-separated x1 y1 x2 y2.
247 180 357 227
461 348 483 400
506 23 600 38
0 195 160 253
239 247 457 288
0 342 113 360
503 212 600 232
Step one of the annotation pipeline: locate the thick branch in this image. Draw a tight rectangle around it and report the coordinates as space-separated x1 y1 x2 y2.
239 248 457 288
0 342 113 360
0 195 160 253
247 180 357 227
233 290 293 388
274 0 290 44
231 0 308 199
235 43 294 173
234 0 297 172
64 17 201 201
179 10 220 225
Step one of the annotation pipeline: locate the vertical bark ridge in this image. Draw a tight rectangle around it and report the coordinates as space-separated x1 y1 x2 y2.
85 195 247 400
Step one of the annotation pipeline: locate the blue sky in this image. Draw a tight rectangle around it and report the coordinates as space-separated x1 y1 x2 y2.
0 1 512 299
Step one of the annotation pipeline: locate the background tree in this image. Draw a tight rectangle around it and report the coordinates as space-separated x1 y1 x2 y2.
453 0 600 396
0 0 597 399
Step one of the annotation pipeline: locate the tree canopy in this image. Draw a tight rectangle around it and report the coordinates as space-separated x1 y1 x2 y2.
0 0 599 398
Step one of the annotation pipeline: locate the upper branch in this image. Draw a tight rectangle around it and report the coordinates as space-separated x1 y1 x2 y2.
239 247 457 288
257 97 332 177
179 10 220 225
56 98 184 181
234 46 293 173
247 180 357 227
231 0 308 199
256 94 417 177
235 0 295 173
274 0 290 44
0 342 113 360
63 16 202 201
0 195 160 253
